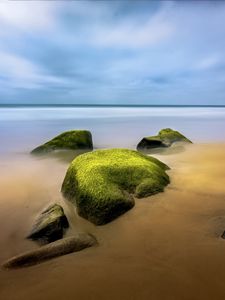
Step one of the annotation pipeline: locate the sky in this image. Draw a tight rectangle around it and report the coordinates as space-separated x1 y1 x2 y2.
0 0 225 105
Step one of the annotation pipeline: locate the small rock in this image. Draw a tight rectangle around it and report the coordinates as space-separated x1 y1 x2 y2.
27 204 69 244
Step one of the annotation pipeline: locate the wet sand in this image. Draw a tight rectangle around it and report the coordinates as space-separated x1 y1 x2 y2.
1 144 225 300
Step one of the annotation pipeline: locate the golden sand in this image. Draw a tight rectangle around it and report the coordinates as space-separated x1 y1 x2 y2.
1 144 225 300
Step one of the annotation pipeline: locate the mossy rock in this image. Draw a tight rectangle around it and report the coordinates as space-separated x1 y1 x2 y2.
61 149 170 225
137 128 192 150
31 130 93 154
27 204 69 244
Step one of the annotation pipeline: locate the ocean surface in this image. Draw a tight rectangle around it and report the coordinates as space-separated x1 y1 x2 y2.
0 106 225 156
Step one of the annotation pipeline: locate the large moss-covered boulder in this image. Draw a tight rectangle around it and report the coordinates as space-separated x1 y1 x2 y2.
27 204 69 244
61 149 170 225
137 128 192 150
31 130 93 154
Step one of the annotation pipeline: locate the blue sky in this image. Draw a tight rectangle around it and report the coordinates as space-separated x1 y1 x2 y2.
0 0 225 105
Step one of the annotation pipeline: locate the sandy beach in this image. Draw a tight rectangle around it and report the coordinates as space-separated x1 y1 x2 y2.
1 143 225 300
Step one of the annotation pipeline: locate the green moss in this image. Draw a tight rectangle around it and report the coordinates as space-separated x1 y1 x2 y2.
61 149 170 225
137 128 192 150
135 178 164 198
158 128 192 144
31 130 93 154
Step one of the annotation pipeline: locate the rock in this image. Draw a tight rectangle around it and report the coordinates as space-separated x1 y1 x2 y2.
61 149 170 225
137 128 192 151
27 204 69 244
221 231 225 239
31 130 93 154
2 234 97 269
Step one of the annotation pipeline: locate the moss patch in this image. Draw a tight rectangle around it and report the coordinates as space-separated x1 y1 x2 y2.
137 128 192 150
31 130 93 154
62 149 170 225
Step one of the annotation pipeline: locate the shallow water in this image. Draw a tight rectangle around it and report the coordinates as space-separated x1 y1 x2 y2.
1 143 225 300
1 106 225 155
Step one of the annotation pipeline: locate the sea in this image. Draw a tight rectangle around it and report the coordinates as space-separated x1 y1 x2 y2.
0 105 225 156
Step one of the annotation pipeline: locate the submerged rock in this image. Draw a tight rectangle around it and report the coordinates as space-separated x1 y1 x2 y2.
31 130 93 154
137 128 192 151
61 149 170 225
27 204 69 244
2 234 97 269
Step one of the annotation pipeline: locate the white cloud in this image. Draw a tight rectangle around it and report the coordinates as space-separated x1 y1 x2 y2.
89 2 175 48
194 55 221 71
92 19 173 48
0 1 60 33
0 2 68 90
0 51 67 89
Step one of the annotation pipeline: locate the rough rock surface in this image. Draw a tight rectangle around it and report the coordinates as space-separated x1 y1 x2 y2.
27 204 69 244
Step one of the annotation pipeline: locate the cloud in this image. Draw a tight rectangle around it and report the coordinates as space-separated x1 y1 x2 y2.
61 1 175 49
0 51 67 89
194 55 221 71
0 1 225 105
0 1 59 33
91 10 174 48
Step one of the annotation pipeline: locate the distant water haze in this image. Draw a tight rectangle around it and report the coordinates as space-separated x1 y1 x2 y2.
0 106 225 155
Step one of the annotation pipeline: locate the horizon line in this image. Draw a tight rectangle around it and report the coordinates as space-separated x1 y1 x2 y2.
0 104 225 108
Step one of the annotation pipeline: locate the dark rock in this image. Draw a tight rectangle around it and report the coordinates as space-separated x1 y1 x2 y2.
137 128 192 151
27 204 69 244
2 234 97 269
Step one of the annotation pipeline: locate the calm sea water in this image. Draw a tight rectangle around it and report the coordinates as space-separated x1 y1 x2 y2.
0 106 225 155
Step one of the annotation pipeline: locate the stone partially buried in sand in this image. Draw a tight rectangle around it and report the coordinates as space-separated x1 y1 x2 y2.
61 149 170 225
137 128 192 151
31 130 93 154
3 234 97 269
27 204 69 244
